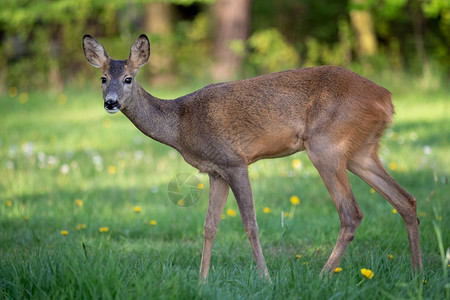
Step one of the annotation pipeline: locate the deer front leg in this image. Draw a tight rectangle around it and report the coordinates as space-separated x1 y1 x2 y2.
226 167 271 281
199 174 229 282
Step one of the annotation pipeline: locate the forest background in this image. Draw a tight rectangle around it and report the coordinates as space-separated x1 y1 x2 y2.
0 0 449 92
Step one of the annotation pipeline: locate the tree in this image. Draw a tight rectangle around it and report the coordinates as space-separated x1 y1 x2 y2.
145 2 175 86
212 0 251 81
350 0 378 57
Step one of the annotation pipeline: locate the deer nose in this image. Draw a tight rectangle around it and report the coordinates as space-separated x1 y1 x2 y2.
105 99 118 108
104 96 120 113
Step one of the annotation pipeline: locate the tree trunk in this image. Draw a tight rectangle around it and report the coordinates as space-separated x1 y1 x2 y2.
410 0 430 77
212 0 251 81
145 2 175 86
350 0 377 57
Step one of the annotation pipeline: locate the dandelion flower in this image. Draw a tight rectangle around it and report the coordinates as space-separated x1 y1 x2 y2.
388 162 397 171
76 224 86 230
57 94 67 105
290 196 300 205
387 254 394 259
133 206 142 213
295 254 302 258
60 230 68 235
8 86 18 98
149 220 157 226
75 199 83 207
107 165 117 175
102 118 112 129
334 267 342 273
392 209 397 214
370 188 375 194
263 207 271 214
197 183 204 189
361 268 374 279
292 159 302 170
99 227 109 233
226 208 237 217
5 200 12 207
19 92 28 104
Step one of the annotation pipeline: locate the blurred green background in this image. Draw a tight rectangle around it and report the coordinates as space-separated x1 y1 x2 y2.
0 0 449 92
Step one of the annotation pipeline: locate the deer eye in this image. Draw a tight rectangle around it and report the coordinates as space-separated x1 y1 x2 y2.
101 77 107 84
124 77 132 84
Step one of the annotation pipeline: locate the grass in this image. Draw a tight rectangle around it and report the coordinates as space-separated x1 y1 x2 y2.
0 79 449 299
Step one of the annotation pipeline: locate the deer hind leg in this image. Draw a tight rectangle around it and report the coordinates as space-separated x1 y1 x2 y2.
225 167 271 281
199 174 230 282
307 146 364 274
348 145 423 273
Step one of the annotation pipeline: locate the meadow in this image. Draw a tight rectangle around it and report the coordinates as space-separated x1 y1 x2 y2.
0 77 449 299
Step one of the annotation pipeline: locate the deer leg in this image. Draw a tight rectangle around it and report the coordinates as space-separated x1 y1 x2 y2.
226 167 270 280
199 174 230 282
307 149 364 274
348 148 423 273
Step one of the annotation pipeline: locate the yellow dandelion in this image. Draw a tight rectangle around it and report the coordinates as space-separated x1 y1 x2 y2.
5 200 12 207
226 208 237 217
19 92 28 104
290 195 300 205
423 279 428 285
57 94 67 105
8 86 18 98
334 267 343 273
197 183 205 189
388 162 397 171
60 230 68 235
370 188 375 194
392 209 397 214
24 215 30 221
75 199 83 207
295 254 302 258
387 254 394 259
99 227 109 233
361 268 374 279
133 206 142 213
263 207 271 214
102 118 112 129
107 165 117 175
292 159 302 170
76 224 86 230
149 220 157 226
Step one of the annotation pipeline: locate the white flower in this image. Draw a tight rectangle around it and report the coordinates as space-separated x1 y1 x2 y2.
60 164 70 175
423 146 432 155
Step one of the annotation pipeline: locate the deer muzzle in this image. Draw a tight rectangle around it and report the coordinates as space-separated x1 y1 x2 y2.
104 98 121 114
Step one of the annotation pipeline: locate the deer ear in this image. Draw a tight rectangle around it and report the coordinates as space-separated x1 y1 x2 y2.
83 35 110 69
128 34 150 70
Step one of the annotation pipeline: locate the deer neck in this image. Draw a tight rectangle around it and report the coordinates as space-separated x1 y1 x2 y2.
121 83 179 148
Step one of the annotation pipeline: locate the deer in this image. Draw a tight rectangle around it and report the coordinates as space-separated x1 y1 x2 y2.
82 34 423 281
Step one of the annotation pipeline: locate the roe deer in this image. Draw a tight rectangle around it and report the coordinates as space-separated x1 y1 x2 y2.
82 34 423 281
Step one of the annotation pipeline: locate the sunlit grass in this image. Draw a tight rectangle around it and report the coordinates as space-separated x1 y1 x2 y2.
0 82 449 299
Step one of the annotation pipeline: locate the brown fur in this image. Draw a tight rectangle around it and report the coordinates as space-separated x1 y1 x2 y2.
83 34 422 281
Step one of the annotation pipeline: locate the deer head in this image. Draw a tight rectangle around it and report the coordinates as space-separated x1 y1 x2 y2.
82 34 150 113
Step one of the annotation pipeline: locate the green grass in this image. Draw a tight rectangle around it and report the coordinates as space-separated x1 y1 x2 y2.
0 80 449 299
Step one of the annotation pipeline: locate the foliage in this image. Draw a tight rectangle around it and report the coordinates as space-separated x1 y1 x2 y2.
247 28 299 74
0 80 449 298
0 0 448 90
